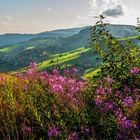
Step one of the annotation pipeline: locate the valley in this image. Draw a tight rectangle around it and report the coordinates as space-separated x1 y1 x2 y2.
0 24 140 75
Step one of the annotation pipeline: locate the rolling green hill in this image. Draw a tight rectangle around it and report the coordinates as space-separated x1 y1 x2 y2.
0 27 82 47
0 24 139 72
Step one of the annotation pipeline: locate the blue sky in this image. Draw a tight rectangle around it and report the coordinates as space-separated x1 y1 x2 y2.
0 0 139 34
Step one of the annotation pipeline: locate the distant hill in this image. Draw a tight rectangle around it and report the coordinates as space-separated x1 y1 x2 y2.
0 27 83 47
37 27 83 38
0 34 34 47
105 24 139 37
0 24 139 72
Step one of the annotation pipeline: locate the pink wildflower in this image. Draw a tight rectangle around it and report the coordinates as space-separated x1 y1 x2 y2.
52 84 64 94
130 67 139 75
106 76 114 84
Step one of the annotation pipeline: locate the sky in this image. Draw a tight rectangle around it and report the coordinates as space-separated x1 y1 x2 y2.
0 0 139 34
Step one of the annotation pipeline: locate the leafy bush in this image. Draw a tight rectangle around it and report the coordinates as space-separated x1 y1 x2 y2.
0 62 96 139
89 16 140 139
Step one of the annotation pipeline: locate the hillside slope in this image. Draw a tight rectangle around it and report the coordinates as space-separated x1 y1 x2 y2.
0 24 139 72
0 27 83 47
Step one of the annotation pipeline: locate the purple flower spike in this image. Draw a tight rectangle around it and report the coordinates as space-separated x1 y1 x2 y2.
130 67 139 75
48 126 59 137
68 132 78 140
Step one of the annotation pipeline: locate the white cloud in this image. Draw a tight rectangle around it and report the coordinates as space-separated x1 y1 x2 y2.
77 15 88 20
103 5 123 17
5 15 13 21
47 8 52 12
89 0 122 16
113 5 140 25
86 0 139 25
0 14 13 26
75 0 122 26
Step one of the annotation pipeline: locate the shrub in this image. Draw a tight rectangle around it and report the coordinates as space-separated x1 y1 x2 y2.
89 16 140 139
0 62 96 139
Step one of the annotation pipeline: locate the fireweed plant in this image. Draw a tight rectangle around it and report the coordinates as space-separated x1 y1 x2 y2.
0 17 140 140
0 62 95 140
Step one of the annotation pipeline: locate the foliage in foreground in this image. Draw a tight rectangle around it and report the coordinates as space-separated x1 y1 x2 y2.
0 58 140 140
0 62 91 139
89 16 140 139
